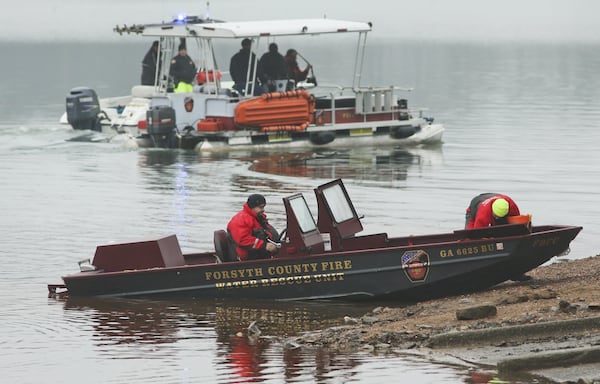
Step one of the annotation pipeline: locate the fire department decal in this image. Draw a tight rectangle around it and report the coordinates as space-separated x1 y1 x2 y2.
401 250 430 282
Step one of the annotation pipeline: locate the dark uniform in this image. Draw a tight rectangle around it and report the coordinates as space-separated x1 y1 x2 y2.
258 43 287 91
229 38 262 95
141 41 159 85
169 49 197 88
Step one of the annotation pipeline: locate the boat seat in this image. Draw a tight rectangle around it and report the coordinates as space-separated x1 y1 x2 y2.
213 230 239 262
131 85 156 98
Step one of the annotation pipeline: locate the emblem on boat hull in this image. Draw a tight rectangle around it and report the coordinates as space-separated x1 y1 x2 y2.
401 250 430 282
184 97 194 112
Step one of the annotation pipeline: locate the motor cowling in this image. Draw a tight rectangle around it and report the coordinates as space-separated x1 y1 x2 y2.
66 87 102 131
146 105 178 148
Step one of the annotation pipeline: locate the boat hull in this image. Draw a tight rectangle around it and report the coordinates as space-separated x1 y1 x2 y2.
61 88 444 151
60 225 581 301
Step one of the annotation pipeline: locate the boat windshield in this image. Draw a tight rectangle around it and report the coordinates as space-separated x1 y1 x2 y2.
321 184 354 223
288 195 317 233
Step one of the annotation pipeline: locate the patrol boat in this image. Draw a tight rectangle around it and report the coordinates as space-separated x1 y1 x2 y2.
48 179 581 301
60 15 444 151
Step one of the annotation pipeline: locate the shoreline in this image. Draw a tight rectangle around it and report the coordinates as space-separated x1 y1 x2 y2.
286 255 600 383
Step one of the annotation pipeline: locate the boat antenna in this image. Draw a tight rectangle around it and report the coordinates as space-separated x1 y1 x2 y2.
205 1 211 20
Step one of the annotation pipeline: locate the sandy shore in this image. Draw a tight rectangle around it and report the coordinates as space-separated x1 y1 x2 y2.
287 255 600 382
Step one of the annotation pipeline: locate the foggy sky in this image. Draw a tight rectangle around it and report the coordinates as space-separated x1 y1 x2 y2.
1 0 599 42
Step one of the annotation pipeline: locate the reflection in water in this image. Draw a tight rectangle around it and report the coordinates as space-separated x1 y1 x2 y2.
246 146 444 182
57 297 375 382
227 335 268 381
60 297 367 345
136 145 444 183
137 148 232 168
52 296 491 382
137 148 183 167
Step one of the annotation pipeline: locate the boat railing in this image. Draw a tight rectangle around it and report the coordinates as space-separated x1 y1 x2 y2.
309 85 417 126
353 86 414 115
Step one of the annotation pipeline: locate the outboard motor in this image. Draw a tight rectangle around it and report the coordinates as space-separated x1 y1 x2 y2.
66 87 102 131
146 105 178 148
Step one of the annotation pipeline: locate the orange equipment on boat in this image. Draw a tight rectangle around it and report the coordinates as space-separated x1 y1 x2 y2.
197 117 224 132
197 117 236 132
261 122 309 132
196 69 222 84
234 90 315 130
507 214 532 225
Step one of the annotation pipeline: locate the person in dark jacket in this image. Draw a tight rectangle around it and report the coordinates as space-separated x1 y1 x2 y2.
258 43 287 92
229 38 263 96
141 41 160 85
227 194 278 260
284 49 311 83
465 193 520 229
169 44 197 93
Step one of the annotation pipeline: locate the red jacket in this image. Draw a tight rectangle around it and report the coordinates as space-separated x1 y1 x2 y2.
227 203 275 260
284 55 309 82
466 194 520 229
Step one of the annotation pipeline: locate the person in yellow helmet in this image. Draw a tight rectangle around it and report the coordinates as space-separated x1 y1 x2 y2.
465 193 520 229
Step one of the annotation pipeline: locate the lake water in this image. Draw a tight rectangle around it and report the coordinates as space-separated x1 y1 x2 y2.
1 38 599 383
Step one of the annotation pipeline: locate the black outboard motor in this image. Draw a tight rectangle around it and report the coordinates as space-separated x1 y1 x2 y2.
146 105 178 148
66 87 102 131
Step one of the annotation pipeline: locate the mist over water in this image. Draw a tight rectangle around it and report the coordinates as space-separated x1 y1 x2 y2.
2 0 600 43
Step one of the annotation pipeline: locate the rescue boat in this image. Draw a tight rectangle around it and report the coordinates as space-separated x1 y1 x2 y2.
48 179 581 301
60 14 444 151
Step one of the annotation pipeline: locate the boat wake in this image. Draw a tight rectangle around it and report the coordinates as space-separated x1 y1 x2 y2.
65 131 139 148
66 131 110 143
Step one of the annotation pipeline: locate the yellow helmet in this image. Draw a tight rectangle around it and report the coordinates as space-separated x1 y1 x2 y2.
492 198 509 218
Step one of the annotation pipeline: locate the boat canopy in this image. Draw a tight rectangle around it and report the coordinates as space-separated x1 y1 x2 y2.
142 18 372 38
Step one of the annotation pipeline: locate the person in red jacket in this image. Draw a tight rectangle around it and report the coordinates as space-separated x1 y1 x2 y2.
284 49 311 83
227 194 279 260
465 193 520 229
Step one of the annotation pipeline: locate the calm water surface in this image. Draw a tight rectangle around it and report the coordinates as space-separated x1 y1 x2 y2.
1 39 599 383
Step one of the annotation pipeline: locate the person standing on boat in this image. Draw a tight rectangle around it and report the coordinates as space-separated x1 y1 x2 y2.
141 41 160 86
284 49 311 84
169 43 197 93
229 38 263 96
227 194 278 260
258 43 288 92
465 193 520 229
